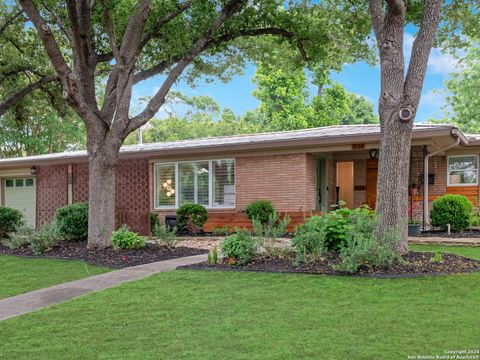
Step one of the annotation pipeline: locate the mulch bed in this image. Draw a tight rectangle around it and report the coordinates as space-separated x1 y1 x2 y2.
419 229 480 238
181 251 480 278
0 242 207 269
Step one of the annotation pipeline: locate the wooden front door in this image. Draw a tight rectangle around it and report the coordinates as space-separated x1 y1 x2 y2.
366 159 378 209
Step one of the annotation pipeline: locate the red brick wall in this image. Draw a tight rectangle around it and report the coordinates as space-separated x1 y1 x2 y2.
36 165 68 227
235 153 316 212
72 163 88 202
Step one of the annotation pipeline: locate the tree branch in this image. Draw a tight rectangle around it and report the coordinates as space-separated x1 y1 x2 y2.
0 75 58 116
127 0 247 133
99 0 121 64
139 0 193 50
18 1 72 84
0 8 23 36
403 0 442 107
368 0 384 41
40 0 72 42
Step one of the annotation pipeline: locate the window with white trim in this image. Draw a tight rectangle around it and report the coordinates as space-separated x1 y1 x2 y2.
447 155 478 185
154 163 176 207
154 159 235 208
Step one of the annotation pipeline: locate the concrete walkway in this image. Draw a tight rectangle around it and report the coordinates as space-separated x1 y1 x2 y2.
0 254 207 321
408 236 480 246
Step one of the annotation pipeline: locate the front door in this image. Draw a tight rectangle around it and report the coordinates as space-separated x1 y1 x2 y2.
336 161 354 208
366 159 378 209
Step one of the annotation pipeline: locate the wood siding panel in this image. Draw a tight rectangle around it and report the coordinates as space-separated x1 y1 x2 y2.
446 186 480 206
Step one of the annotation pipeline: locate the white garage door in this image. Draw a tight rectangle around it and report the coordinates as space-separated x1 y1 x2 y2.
4 178 36 228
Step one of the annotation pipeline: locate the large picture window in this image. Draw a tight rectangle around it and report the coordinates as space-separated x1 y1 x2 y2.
447 155 478 186
154 159 235 208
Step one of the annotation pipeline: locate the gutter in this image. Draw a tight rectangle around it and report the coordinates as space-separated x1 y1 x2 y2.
423 129 464 227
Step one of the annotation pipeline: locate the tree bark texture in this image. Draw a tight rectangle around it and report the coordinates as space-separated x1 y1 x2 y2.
370 0 442 253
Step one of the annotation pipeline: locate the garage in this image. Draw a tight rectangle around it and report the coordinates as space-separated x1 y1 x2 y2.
4 177 36 228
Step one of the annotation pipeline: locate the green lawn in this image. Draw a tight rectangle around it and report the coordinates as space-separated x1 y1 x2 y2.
0 246 479 359
0 255 110 299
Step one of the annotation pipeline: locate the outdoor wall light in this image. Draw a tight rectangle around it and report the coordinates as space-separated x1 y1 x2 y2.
30 166 37 176
369 149 378 159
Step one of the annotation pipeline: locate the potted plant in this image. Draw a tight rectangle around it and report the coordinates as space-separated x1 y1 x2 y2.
408 220 421 236
410 183 419 196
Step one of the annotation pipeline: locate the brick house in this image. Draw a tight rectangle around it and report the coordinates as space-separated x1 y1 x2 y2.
0 124 478 235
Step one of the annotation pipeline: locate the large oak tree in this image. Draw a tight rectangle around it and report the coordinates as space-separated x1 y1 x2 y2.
2 0 371 248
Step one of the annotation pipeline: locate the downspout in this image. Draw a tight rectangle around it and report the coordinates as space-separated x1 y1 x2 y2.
423 131 462 227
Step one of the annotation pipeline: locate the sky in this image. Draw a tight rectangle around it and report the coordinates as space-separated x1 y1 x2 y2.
132 30 459 124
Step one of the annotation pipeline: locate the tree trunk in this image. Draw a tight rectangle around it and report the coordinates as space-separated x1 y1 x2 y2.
87 148 119 249
376 110 413 254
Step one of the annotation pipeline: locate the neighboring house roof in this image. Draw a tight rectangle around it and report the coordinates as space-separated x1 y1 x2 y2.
0 124 473 168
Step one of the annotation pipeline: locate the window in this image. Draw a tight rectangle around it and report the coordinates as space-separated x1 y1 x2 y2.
25 178 34 187
15 179 24 187
154 163 176 207
448 155 478 185
154 159 235 208
179 162 209 206
213 159 235 207
5 179 13 188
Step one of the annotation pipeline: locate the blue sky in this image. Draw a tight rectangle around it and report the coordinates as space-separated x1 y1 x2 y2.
132 30 459 123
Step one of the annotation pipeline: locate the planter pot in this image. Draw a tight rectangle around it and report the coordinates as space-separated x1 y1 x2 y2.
408 224 421 236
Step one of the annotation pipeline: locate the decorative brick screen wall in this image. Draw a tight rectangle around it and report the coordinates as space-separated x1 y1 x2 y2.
36 164 68 227
71 159 150 235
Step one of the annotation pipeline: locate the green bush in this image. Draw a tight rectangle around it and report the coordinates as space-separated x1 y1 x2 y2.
0 207 24 238
211 226 235 236
1 225 34 249
334 213 401 273
30 222 60 255
430 194 473 232
55 202 88 241
111 225 145 250
292 215 328 263
252 212 289 240
150 212 160 231
245 200 276 225
221 230 256 265
176 204 208 234
152 223 177 247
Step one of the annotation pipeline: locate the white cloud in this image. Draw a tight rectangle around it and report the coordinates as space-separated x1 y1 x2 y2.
419 89 446 109
404 33 460 76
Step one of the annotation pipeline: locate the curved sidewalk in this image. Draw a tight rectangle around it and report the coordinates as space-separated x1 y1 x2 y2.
0 254 207 321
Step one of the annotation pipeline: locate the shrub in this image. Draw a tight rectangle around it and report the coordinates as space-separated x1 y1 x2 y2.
211 225 235 236
111 225 145 250
252 212 290 240
176 204 208 234
334 213 401 273
150 212 160 231
55 202 88 241
1 225 34 249
0 207 24 238
30 222 60 255
430 194 473 232
245 200 276 225
207 245 219 265
152 223 177 247
292 215 328 263
221 230 256 265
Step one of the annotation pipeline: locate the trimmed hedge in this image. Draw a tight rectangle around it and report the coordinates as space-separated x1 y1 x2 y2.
245 200 276 225
55 202 89 241
0 207 24 237
430 194 472 232
176 204 208 234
